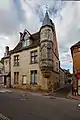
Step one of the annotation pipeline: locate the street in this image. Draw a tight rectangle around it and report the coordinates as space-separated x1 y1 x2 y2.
54 84 72 98
0 86 80 120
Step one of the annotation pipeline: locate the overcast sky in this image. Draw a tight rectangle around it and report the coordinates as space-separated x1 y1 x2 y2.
0 0 80 73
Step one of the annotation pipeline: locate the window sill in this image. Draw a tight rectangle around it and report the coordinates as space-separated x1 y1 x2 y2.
13 65 19 67
22 84 26 85
30 62 38 64
30 83 37 85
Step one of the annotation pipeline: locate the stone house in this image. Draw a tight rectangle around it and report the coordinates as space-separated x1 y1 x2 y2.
0 61 4 85
2 12 60 92
59 67 65 88
63 69 71 84
59 68 71 88
1 46 11 87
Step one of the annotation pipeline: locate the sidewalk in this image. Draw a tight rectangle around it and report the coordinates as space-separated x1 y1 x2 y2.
67 91 80 101
68 95 80 101
2 84 70 98
71 96 80 101
9 87 47 96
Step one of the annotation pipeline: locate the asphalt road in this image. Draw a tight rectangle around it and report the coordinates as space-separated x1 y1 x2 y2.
0 89 80 120
54 83 72 98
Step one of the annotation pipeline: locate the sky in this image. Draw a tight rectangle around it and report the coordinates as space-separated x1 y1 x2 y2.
0 0 80 73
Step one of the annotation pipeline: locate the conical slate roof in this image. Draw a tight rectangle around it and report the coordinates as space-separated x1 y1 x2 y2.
42 11 53 28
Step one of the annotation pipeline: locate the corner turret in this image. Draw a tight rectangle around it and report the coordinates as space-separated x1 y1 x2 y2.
39 12 54 78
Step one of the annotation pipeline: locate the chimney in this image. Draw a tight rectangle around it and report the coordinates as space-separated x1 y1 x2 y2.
20 32 23 41
4 46 9 56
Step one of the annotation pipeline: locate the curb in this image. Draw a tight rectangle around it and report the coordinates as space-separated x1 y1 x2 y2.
67 93 80 101
69 96 80 101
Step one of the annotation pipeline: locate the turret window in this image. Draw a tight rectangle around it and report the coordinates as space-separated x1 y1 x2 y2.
41 29 52 40
47 29 51 39
48 49 52 59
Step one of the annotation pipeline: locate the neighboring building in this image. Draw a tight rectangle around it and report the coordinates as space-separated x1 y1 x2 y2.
59 67 65 88
0 61 4 85
71 41 80 96
67 72 72 84
59 67 72 88
2 12 60 92
64 69 71 84
1 46 11 87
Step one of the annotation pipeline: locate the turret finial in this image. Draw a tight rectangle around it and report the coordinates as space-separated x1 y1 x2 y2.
46 4 48 12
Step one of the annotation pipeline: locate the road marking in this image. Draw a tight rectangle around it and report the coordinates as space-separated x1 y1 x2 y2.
0 113 11 120
20 94 28 100
0 89 12 93
20 98 28 100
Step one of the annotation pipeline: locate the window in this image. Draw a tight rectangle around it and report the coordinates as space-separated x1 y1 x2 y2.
22 75 27 85
26 39 30 46
47 29 52 40
31 50 38 64
22 40 26 47
6 61 7 65
30 70 37 84
41 47 47 59
14 72 19 84
47 49 52 59
22 39 30 47
41 29 52 40
14 55 19 66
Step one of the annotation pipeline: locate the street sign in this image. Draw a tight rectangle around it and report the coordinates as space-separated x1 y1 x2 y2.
77 73 80 78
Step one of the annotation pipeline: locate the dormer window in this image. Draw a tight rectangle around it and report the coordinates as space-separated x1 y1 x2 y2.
22 29 31 47
22 39 30 47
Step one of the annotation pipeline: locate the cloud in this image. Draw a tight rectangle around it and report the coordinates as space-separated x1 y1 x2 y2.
54 1 80 72
0 0 25 57
0 0 18 35
0 0 79 73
